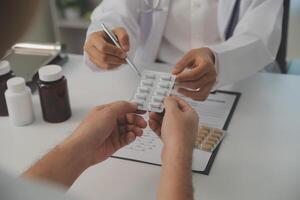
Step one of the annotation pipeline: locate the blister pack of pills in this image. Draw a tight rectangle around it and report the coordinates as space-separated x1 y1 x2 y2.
194 126 226 152
132 70 176 113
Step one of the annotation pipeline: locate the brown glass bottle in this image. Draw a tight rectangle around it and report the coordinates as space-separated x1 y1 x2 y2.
0 61 15 116
37 65 71 123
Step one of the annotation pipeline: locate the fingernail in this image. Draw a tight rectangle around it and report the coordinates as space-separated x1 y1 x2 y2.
172 68 179 75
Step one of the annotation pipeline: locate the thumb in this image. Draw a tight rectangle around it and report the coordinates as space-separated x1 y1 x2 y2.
164 96 180 113
108 101 138 116
172 51 195 75
113 27 130 52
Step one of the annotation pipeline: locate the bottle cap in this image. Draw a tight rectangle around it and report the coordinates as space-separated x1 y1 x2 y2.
7 77 26 93
0 60 11 76
39 65 63 82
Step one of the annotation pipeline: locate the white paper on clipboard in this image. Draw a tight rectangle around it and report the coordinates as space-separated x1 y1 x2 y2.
113 91 238 172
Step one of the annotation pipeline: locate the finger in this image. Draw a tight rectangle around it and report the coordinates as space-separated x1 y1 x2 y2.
164 96 180 113
176 63 210 82
172 51 195 75
113 27 130 52
127 125 143 137
99 54 126 66
177 72 216 90
117 116 126 126
87 50 122 70
107 101 138 117
169 96 194 112
126 114 147 128
148 119 161 136
177 81 214 101
118 131 135 147
149 112 163 123
124 132 136 146
88 44 126 66
198 82 215 100
110 128 122 150
90 32 127 59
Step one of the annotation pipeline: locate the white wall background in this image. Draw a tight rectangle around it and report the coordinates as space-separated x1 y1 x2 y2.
20 1 55 43
287 0 300 59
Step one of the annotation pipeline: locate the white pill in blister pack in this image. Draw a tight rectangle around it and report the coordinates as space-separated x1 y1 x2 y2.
158 82 170 89
160 75 172 81
132 70 176 113
135 93 147 100
152 96 164 102
141 80 154 86
139 87 151 93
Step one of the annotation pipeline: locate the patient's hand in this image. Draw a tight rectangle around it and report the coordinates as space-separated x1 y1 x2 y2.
69 101 147 166
149 96 199 160
24 101 147 188
150 96 198 200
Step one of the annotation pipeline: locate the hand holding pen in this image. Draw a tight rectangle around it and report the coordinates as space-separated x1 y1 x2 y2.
84 26 129 69
84 24 141 77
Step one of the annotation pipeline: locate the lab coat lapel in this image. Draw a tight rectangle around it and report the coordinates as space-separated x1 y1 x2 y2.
135 0 170 63
218 0 237 40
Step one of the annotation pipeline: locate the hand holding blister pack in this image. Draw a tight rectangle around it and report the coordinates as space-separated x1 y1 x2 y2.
132 71 176 113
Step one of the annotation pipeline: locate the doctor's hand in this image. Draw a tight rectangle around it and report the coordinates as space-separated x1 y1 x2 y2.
172 48 217 101
84 27 130 70
148 96 199 161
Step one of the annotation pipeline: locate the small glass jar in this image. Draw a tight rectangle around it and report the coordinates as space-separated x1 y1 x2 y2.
37 65 71 123
0 61 15 116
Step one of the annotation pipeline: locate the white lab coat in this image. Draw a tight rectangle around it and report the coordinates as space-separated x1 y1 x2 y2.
85 0 283 87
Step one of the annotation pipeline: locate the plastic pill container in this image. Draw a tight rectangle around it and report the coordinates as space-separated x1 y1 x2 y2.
5 77 34 126
37 65 71 123
0 61 15 116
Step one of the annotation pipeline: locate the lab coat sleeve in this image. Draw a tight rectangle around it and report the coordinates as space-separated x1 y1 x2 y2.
208 0 283 87
84 0 141 71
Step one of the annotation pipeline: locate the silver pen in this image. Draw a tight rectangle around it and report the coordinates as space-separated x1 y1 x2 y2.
101 23 142 77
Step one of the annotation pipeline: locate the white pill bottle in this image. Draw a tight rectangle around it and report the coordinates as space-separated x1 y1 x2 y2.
5 77 34 126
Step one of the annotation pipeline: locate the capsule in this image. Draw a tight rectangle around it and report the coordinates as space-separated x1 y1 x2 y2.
160 75 172 81
207 135 220 142
213 128 223 135
145 74 156 79
155 89 168 96
204 140 216 146
142 80 154 86
196 137 204 144
198 128 209 134
139 87 151 93
211 133 223 140
207 137 219 144
201 143 214 151
150 102 161 108
135 93 147 100
133 99 145 107
158 82 170 89
201 126 210 131
152 96 164 102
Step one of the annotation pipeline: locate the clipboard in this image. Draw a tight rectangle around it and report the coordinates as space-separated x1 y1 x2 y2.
112 90 241 175
201 90 241 175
